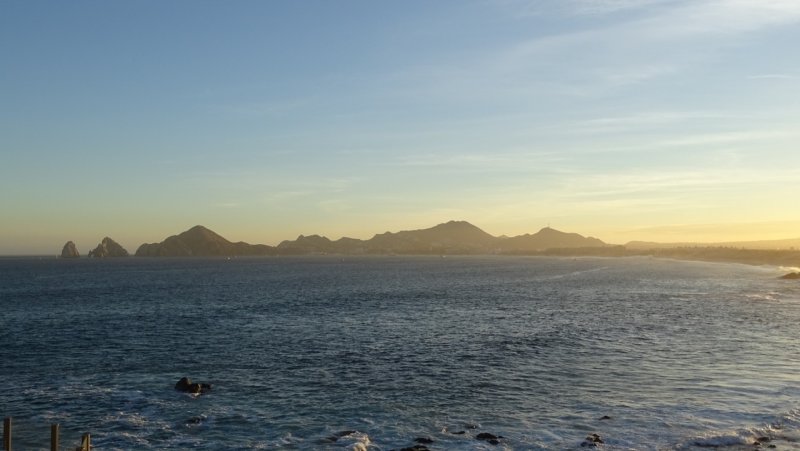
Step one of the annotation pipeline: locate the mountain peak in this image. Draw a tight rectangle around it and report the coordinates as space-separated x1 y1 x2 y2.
135 225 274 257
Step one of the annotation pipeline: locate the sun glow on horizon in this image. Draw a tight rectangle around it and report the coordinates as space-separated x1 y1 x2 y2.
1 0 799 254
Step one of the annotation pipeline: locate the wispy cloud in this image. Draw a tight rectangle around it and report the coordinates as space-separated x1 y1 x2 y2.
485 0 800 92
747 73 796 80
575 110 742 133
493 0 677 17
569 0 678 15
630 0 800 39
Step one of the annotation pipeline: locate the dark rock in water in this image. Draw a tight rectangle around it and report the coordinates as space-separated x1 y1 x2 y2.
414 437 434 444
581 433 604 447
599 415 612 420
476 432 499 440
476 432 502 444
394 446 429 451
186 416 205 424
780 272 800 280
466 423 479 429
450 430 466 435
60 241 80 258
174 377 211 394
88 237 129 258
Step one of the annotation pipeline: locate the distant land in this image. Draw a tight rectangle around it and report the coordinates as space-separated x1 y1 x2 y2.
50 220 800 268
133 221 608 257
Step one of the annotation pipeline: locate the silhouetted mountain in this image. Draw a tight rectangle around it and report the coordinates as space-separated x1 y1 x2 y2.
88 237 129 257
135 222 608 257
365 220 498 254
135 225 275 257
498 227 607 253
277 234 335 255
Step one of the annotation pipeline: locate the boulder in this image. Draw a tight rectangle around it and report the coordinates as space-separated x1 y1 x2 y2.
779 272 800 280
60 241 80 258
174 377 212 394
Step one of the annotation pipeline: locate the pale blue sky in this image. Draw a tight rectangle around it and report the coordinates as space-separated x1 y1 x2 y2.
2 0 800 254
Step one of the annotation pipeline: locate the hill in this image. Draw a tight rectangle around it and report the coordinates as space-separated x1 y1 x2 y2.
365 220 498 254
497 227 607 253
135 221 608 257
273 221 607 255
135 225 275 257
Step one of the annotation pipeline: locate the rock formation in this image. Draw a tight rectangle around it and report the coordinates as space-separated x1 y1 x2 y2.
174 376 212 394
60 241 80 258
780 272 800 280
88 237 129 258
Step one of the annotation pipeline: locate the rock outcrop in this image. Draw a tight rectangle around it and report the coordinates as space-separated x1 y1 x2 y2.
60 241 80 258
88 237 129 258
174 377 212 394
780 272 800 280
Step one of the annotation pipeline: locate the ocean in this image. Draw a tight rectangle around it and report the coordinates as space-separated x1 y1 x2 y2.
1 256 800 450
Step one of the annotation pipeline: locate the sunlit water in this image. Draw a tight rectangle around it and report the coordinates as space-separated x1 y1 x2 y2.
2 256 800 450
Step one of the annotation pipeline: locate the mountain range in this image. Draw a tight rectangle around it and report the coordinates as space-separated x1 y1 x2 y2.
134 221 608 257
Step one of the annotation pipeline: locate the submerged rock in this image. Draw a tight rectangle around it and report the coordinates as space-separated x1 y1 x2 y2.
174 377 212 394
779 272 800 280
476 432 502 445
60 241 80 258
581 433 604 447
414 437 434 444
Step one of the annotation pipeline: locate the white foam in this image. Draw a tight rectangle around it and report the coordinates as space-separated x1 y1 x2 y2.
333 430 372 450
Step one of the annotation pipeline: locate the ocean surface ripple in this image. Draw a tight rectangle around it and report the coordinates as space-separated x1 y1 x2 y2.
2 256 800 450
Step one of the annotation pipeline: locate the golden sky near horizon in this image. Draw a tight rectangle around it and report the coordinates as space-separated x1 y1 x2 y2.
2 0 799 254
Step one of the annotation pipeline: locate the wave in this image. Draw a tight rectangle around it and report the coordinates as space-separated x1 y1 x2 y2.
677 409 800 449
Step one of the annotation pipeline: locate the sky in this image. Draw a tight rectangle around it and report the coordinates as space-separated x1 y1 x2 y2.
2 0 800 254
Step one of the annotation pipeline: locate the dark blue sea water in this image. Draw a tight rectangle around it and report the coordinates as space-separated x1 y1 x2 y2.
2 256 800 450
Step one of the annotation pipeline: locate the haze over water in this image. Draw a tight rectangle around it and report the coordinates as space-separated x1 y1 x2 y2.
2 256 800 450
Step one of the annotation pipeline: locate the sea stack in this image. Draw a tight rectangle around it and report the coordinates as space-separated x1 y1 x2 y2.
60 241 80 258
88 237 129 258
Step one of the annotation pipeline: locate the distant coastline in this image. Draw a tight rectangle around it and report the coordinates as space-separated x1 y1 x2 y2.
35 220 800 269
